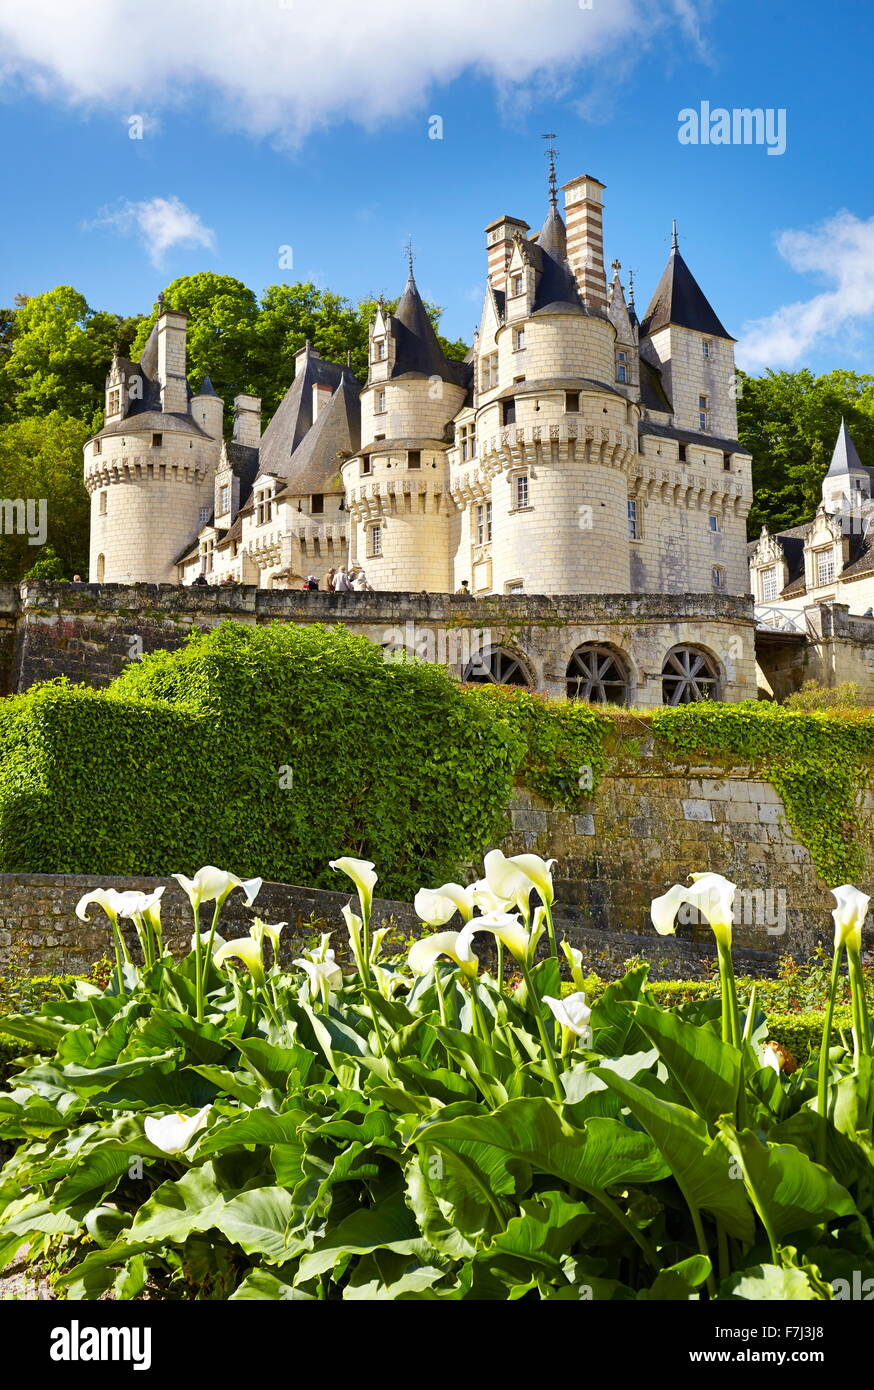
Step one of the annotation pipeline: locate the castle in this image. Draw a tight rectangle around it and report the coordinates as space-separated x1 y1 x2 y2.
85 160 766 705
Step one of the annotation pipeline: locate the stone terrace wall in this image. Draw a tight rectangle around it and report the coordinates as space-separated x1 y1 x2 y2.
3 581 757 705
0 871 790 984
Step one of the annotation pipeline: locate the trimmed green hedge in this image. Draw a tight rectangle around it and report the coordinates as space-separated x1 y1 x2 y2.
0 623 521 900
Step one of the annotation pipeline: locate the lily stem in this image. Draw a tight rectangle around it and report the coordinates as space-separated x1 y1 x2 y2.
816 946 842 1165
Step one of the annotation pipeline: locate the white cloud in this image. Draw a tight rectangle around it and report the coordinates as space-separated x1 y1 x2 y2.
88 196 216 267
0 0 706 144
737 211 874 371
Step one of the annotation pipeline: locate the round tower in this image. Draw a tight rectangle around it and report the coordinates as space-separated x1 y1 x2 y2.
85 307 221 584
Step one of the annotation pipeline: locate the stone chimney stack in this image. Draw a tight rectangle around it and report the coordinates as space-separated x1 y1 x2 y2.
294 340 320 378
233 394 261 448
561 175 608 313
156 307 189 415
312 382 333 421
484 215 530 297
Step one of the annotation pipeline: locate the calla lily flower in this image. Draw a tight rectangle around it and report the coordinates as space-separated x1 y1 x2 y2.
544 991 592 1040
191 930 227 955
214 937 265 985
650 873 737 949
173 867 262 910
506 853 557 906
760 1044 782 1075
76 887 129 924
408 930 477 979
342 903 364 960
469 878 507 915
483 850 534 911
831 885 870 955
456 910 532 967
250 919 287 954
561 941 586 990
414 883 474 926
329 857 377 917
144 1105 211 1155
293 952 343 998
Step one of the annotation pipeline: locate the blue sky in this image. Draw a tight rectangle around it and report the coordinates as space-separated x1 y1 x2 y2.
0 0 872 376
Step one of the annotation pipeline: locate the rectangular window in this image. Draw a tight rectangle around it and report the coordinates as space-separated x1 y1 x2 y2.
311 493 324 514
816 550 835 585
703 340 711 359
361 457 372 476
506 580 523 594
511 274 523 296
151 433 162 448
199 507 210 525
512 327 525 351
709 513 720 532
711 565 724 588
627 498 638 540
699 395 709 431
485 500 492 541
515 474 529 509
374 339 386 361
219 485 230 514
502 398 516 427
476 504 485 545
368 524 382 558
616 351 628 384
407 450 421 470
678 443 687 463
480 353 499 392
565 391 580 412
762 567 778 601
459 424 477 462
99 491 107 516
723 453 732 471
93 439 102 456
108 390 120 415
375 389 386 413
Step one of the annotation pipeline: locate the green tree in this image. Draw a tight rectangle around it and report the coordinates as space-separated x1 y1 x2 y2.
739 368 874 537
1 287 143 432
0 414 91 581
21 545 67 582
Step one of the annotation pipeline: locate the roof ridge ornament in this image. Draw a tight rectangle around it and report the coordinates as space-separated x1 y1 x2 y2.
542 132 559 212
671 219 679 252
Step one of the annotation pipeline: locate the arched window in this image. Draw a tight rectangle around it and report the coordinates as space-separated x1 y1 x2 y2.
661 646 720 705
566 644 630 705
463 646 531 686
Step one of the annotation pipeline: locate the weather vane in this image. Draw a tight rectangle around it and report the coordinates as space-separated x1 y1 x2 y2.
404 237 414 277
542 133 559 211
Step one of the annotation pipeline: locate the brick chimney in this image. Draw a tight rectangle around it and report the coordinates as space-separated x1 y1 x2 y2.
484 215 530 297
561 175 608 312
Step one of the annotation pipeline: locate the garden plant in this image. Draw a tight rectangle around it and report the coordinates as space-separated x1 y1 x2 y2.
0 853 871 1301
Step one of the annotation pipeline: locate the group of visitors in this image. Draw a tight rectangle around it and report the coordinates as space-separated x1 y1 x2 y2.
317 566 372 593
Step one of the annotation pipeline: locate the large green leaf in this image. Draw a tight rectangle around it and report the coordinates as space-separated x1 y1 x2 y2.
295 1194 426 1283
593 1069 754 1242
589 964 651 1056
128 1162 228 1244
631 1004 741 1123
718 1122 858 1241
214 1186 308 1264
230 1267 314 1300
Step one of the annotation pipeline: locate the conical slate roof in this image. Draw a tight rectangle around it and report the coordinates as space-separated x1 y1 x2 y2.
826 418 868 477
639 247 733 341
195 373 218 397
392 271 460 383
530 207 584 316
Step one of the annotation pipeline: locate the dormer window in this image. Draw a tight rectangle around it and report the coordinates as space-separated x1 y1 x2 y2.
219 485 230 514
256 490 273 525
511 273 524 297
616 351 628 384
816 549 835 585
481 353 499 392
108 390 120 415
374 339 386 361
761 567 778 602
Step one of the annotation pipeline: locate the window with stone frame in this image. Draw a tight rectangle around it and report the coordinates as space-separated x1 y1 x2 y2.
616 350 628 384
375 389 386 414
367 523 382 558
481 353 499 392
475 501 493 546
108 389 120 415
511 273 524 297
374 339 386 361
627 497 639 540
702 340 711 359
219 485 230 515
311 493 324 514
93 439 102 456
711 565 725 589
761 566 778 602
99 491 107 516
514 474 529 509
256 490 273 526
816 548 836 586
699 394 709 431
459 423 477 461
512 326 526 351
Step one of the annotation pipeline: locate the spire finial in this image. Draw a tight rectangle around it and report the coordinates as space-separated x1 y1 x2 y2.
611 257 621 274
542 132 559 212
404 237 414 279
671 219 679 251
157 290 165 314
627 268 635 307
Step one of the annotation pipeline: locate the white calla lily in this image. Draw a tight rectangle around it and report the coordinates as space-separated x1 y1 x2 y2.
650 873 737 949
144 1105 211 1155
760 1044 782 1076
505 853 557 906
293 952 343 998
173 867 262 910
213 937 265 984
543 991 592 1038
408 930 477 979
342 903 364 959
250 919 287 954
191 929 226 956
483 850 534 911
329 857 378 917
650 883 687 936
456 910 532 967
831 885 870 955
561 941 586 990
414 883 474 926
76 887 128 924
469 878 508 914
